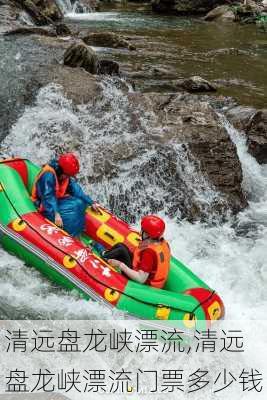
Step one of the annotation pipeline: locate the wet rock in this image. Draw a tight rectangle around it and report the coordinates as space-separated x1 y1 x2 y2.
14 0 63 25
9 63 102 113
243 0 262 13
204 5 236 21
63 42 98 74
33 64 102 104
233 0 262 23
205 95 237 111
245 110 267 164
0 2 21 33
150 95 246 216
226 105 256 131
55 23 72 37
97 59 120 76
101 92 247 221
177 76 217 92
4 26 57 36
82 32 136 50
151 0 226 15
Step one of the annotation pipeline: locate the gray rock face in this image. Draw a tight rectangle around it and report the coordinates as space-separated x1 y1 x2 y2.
0 2 21 33
226 105 256 131
90 92 247 222
0 0 63 32
152 0 226 15
226 106 267 164
245 110 267 164
144 94 246 216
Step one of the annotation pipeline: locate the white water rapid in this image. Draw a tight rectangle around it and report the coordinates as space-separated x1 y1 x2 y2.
56 0 92 15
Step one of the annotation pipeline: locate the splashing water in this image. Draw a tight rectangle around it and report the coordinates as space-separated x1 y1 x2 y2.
0 80 266 320
1 80 224 221
56 0 92 15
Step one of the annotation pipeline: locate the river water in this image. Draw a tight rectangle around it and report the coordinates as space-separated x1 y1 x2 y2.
0 5 266 322
66 4 267 108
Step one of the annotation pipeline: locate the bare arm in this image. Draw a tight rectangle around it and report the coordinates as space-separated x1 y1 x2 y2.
108 259 149 284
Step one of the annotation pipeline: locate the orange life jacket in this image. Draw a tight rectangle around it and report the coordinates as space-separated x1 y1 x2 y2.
132 239 170 289
31 164 70 203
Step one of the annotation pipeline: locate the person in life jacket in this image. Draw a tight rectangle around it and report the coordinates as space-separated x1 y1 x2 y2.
104 215 171 289
31 153 101 237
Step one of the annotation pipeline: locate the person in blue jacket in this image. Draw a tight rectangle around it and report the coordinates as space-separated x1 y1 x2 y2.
31 153 101 237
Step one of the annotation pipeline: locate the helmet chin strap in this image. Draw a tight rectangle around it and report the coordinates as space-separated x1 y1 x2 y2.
142 230 162 242
141 230 149 241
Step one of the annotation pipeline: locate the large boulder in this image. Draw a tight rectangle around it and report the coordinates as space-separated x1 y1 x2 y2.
82 32 136 50
227 106 267 164
177 76 217 92
88 92 247 221
97 59 120 76
152 0 226 15
14 0 63 25
245 110 267 164
63 42 120 76
204 5 236 21
32 64 102 104
63 42 98 74
226 105 256 131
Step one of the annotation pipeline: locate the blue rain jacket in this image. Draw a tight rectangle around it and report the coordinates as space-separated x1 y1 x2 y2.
35 159 94 236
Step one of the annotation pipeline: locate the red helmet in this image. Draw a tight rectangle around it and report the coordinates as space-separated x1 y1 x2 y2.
141 215 165 239
58 153 80 176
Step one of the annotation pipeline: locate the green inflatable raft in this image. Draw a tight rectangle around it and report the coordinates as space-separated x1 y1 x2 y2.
0 158 224 328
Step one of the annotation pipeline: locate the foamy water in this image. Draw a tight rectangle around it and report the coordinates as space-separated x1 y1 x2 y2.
65 12 119 21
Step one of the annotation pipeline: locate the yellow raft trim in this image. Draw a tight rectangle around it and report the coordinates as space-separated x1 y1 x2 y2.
208 301 221 321
156 306 170 320
86 207 111 223
96 224 124 247
12 218 27 232
127 231 141 247
63 255 77 269
183 313 197 328
104 288 120 302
